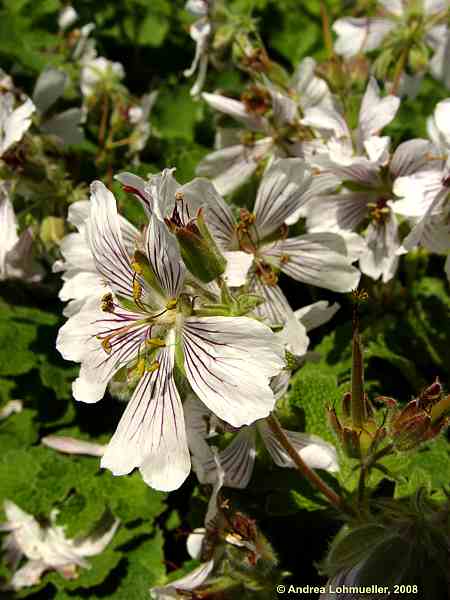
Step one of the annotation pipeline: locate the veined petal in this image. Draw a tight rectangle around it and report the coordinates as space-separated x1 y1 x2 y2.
57 299 146 403
202 92 267 131
359 213 400 283
150 560 214 599
254 158 313 238
182 178 236 248
258 421 339 472
182 316 284 428
250 277 293 328
294 301 340 332
217 427 257 489
115 172 153 216
301 105 349 139
146 216 185 298
101 345 190 491
87 181 136 299
306 192 371 232
389 139 434 177
262 233 361 292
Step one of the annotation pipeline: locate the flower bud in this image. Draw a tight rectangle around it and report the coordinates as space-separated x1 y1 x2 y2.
40 216 65 247
166 207 226 283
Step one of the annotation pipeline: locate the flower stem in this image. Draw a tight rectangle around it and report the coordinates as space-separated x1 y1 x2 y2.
266 414 354 516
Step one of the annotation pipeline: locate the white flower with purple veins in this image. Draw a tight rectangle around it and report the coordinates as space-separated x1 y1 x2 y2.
56 181 284 491
0 500 119 591
54 199 140 317
393 98 450 276
302 78 425 282
0 184 42 282
0 92 35 157
186 396 339 490
196 157 359 353
333 0 450 88
196 58 333 195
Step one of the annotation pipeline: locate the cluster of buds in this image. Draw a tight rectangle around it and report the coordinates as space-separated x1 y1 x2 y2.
328 291 449 461
380 379 450 451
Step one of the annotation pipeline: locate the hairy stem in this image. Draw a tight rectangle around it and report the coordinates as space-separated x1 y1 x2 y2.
266 414 354 516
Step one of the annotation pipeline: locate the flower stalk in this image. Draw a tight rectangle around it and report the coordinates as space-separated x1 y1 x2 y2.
266 414 353 516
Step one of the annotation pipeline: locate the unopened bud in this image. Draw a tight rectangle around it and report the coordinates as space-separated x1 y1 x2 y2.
168 208 226 283
41 216 65 247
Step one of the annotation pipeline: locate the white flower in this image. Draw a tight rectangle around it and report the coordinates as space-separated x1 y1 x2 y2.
0 93 35 157
0 184 42 282
0 500 119 590
301 79 425 282
186 396 339 490
392 99 450 271
196 58 333 194
80 57 125 99
195 157 359 343
56 181 284 491
333 0 450 88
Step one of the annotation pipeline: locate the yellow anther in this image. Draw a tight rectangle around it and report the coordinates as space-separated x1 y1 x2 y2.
101 338 112 354
135 357 146 378
131 260 143 274
146 338 166 348
133 279 143 301
175 191 184 201
146 360 160 373
101 293 114 313
166 298 177 310
280 254 289 264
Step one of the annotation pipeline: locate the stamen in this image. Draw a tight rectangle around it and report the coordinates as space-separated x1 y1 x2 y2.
166 298 177 310
146 360 160 373
146 337 166 348
101 293 115 313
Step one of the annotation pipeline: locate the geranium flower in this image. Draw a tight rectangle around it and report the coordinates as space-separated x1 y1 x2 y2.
196 57 333 194
57 181 285 491
392 98 450 278
333 0 450 88
186 395 339 489
192 158 360 352
184 0 214 96
0 500 119 591
300 78 431 282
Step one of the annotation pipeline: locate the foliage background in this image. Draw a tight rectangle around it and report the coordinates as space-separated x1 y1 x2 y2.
0 0 448 598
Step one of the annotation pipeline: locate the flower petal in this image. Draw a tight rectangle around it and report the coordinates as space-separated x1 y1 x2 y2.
258 421 339 472
87 181 136 299
182 316 284 428
262 233 361 292
202 92 267 131
150 560 214 599
101 345 191 491
254 158 313 238
146 216 186 298
294 301 340 332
